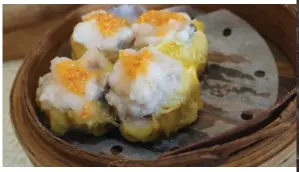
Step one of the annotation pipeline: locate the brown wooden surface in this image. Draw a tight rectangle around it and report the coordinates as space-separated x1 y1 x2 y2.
3 5 79 32
3 5 79 61
9 4 297 166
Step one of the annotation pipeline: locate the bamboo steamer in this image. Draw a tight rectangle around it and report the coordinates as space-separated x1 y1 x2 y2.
10 4 297 166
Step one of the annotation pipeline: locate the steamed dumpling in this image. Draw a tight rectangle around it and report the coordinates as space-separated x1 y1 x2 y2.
132 10 195 47
132 10 208 74
71 10 134 63
105 47 202 142
36 49 116 136
106 47 183 118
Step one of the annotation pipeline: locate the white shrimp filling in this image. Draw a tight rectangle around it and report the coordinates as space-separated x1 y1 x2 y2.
105 47 184 120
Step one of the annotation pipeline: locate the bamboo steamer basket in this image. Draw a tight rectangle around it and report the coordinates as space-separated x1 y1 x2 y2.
10 4 297 166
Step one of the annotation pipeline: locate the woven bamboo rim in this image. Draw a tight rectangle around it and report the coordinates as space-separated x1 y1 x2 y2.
10 4 297 166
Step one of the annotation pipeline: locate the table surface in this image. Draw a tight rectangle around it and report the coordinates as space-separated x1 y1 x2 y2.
3 59 296 167
3 59 32 166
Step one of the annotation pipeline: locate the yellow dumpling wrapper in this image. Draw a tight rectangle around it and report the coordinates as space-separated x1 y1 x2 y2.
37 100 117 136
70 37 119 63
156 19 208 74
119 66 203 142
36 49 117 136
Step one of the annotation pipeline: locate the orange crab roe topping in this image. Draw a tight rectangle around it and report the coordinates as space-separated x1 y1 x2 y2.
119 49 153 79
82 11 127 36
155 25 170 36
56 60 93 96
137 10 187 27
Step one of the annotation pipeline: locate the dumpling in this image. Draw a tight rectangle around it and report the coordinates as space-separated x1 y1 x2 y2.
105 46 203 142
70 10 134 63
36 48 117 136
156 19 208 74
132 10 208 74
132 10 194 47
